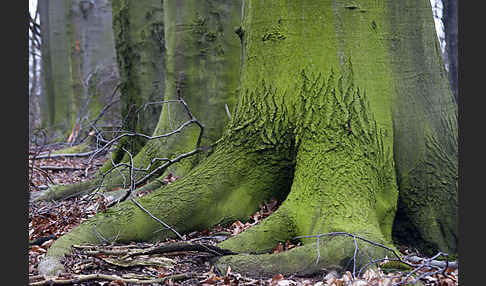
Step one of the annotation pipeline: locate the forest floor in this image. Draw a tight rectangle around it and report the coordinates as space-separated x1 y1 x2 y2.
28 144 459 286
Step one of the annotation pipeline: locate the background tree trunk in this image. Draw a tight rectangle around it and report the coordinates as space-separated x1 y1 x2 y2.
38 0 120 141
70 0 121 139
442 0 458 101
100 0 243 191
108 0 166 163
387 0 458 256
37 0 242 200
39 0 75 139
29 25 41 139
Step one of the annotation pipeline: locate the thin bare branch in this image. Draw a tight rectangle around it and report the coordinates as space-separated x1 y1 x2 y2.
29 272 195 286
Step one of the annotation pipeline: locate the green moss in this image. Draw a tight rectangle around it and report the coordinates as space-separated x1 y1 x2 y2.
53 142 91 155
381 260 413 272
218 206 296 254
40 0 456 278
34 180 99 202
217 236 390 277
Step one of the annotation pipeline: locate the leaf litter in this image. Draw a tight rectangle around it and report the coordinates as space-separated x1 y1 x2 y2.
28 144 458 285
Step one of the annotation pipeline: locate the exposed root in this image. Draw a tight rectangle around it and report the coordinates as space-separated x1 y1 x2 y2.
33 180 100 202
38 142 294 276
215 234 391 278
218 206 296 254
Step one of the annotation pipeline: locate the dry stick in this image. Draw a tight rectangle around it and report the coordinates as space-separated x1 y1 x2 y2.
295 232 408 265
127 241 237 258
392 252 452 286
129 196 184 240
99 72 205 201
30 149 101 160
76 83 121 145
37 166 90 171
176 71 204 148
29 129 48 189
86 118 196 166
85 73 204 187
134 148 201 187
352 236 359 278
405 254 458 270
120 145 185 240
30 166 55 185
29 272 196 286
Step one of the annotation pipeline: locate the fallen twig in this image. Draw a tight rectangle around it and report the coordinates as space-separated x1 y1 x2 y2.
404 254 458 270
30 149 102 160
127 241 237 258
29 272 195 285
37 166 88 171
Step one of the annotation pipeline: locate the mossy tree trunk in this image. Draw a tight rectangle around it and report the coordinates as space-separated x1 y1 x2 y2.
39 0 457 278
37 0 242 201
388 0 458 256
105 0 166 166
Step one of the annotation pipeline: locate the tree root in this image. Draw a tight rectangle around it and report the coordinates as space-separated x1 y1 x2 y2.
218 206 296 254
37 142 294 276
33 180 100 202
215 235 390 278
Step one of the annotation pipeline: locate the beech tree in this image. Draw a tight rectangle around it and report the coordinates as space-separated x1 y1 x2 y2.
38 0 120 140
36 0 241 201
38 0 457 277
442 0 458 100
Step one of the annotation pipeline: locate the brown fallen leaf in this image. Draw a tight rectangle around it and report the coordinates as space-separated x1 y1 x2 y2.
270 273 284 286
30 245 47 254
273 242 284 254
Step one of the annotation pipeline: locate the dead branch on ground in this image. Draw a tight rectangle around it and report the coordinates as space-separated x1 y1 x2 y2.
296 232 458 285
29 272 196 286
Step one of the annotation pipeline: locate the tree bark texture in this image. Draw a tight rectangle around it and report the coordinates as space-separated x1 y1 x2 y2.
442 0 458 101
387 0 457 256
39 0 242 200
38 0 120 140
39 0 457 277
70 0 121 130
39 0 75 138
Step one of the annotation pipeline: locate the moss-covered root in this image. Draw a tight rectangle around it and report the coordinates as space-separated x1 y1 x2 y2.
33 140 173 202
215 235 391 278
218 206 296 254
38 142 294 276
33 180 100 202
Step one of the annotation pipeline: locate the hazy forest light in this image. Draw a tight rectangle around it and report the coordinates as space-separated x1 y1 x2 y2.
430 0 446 55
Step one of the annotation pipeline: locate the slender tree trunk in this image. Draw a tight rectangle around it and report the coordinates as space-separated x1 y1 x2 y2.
39 0 457 277
442 0 458 101
39 0 75 139
29 32 41 138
